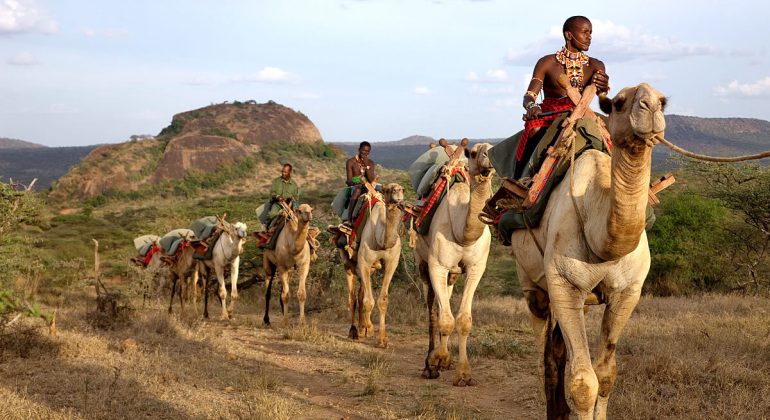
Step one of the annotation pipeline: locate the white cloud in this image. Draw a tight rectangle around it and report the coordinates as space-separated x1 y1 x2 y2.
7 51 39 65
0 0 57 35
715 76 770 97
414 86 431 95
506 20 717 65
466 69 508 83
232 66 294 83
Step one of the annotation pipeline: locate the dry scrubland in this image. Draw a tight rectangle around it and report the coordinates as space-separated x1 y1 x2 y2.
2 188 770 419
2 274 770 418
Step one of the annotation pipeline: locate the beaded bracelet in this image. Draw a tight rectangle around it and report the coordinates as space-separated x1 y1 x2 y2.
531 77 543 84
525 101 540 110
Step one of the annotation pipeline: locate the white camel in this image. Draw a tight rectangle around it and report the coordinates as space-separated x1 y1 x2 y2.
339 183 404 347
414 142 496 386
199 218 247 320
509 83 667 419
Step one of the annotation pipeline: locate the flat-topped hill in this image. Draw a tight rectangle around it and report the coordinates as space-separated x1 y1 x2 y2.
48 101 336 205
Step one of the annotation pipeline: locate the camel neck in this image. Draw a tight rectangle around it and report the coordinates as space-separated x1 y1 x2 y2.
589 143 651 260
459 175 492 246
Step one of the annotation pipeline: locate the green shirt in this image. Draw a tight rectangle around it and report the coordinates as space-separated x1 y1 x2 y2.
270 176 299 202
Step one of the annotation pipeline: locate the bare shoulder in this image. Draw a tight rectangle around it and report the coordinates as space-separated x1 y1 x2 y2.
537 54 558 66
589 56 606 70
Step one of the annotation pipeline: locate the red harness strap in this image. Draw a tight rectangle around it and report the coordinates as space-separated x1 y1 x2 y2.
516 96 575 161
144 244 160 267
174 240 190 257
415 166 467 229
350 196 380 243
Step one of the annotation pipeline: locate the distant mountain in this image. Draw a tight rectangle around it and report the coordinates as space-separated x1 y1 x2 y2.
332 114 770 170
332 136 504 169
0 137 46 149
0 145 98 189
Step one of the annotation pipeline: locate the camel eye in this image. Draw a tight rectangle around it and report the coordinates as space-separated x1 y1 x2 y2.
613 97 626 112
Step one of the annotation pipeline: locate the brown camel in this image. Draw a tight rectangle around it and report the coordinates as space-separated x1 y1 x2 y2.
262 203 314 326
414 142 496 386
509 83 666 419
338 183 404 347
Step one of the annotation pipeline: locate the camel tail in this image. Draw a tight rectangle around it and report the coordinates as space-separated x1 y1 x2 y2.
544 315 570 420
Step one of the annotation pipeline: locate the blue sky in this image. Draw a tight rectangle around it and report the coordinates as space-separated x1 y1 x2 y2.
1 0 769 146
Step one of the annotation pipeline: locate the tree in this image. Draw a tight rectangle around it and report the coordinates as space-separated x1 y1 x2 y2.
689 161 770 293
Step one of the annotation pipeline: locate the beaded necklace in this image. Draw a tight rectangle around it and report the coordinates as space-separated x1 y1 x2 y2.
555 47 589 91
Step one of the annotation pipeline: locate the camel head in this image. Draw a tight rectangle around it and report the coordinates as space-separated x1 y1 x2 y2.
603 83 667 151
232 222 248 239
465 142 496 180
296 203 313 224
381 183 405 205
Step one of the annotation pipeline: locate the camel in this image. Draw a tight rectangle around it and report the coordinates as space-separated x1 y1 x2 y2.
509 83 666 419
161 242 199 315
199 219 248 320
338 183 404 347
414 142 496 386
262 203 314 326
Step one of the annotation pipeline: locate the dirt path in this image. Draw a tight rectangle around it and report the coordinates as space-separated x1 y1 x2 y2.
215 310 541 419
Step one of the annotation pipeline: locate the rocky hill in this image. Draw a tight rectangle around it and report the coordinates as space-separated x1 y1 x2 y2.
47 101 333 205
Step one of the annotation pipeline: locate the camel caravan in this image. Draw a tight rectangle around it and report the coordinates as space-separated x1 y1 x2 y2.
126 79 674 419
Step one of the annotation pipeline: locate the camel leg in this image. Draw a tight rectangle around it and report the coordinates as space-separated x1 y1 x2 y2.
453 261 486 387
227 256 240 318
419 261 440 379
357 277 365 336
263 259 276 326
548 275 598 420
296 258 309 325
358 260 376 338
345 263 359 340
168 274 178 314
428 264 453 373
279 269 291 326
215 263 228 320
191 265 200 316
202 267 210 319
376 256 398 348
594 286 642 420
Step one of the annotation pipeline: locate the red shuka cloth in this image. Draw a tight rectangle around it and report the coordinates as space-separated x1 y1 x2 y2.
516 97 575 161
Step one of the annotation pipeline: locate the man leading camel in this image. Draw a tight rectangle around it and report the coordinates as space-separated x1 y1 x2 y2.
344 141 376 226
260 163 299 230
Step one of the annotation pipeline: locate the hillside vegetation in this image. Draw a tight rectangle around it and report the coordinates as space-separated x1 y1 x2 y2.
47 101 332 205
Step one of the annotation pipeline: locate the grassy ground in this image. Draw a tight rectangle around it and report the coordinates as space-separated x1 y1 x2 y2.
3 185 770 419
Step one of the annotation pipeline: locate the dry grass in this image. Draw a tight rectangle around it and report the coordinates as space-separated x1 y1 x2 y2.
3 270 770 419
601 294 770 419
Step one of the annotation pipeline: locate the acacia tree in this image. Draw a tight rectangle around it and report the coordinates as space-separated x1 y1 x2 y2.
689 162 770 293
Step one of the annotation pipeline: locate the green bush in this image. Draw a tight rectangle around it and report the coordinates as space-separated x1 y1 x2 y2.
646 190 732 295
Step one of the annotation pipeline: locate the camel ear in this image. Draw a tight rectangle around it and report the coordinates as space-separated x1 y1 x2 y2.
599 97 612 114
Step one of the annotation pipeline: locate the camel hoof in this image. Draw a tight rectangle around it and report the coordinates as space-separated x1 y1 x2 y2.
376 340 388 349
421 368 440 380
453 377 478 387
348 326 359 340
